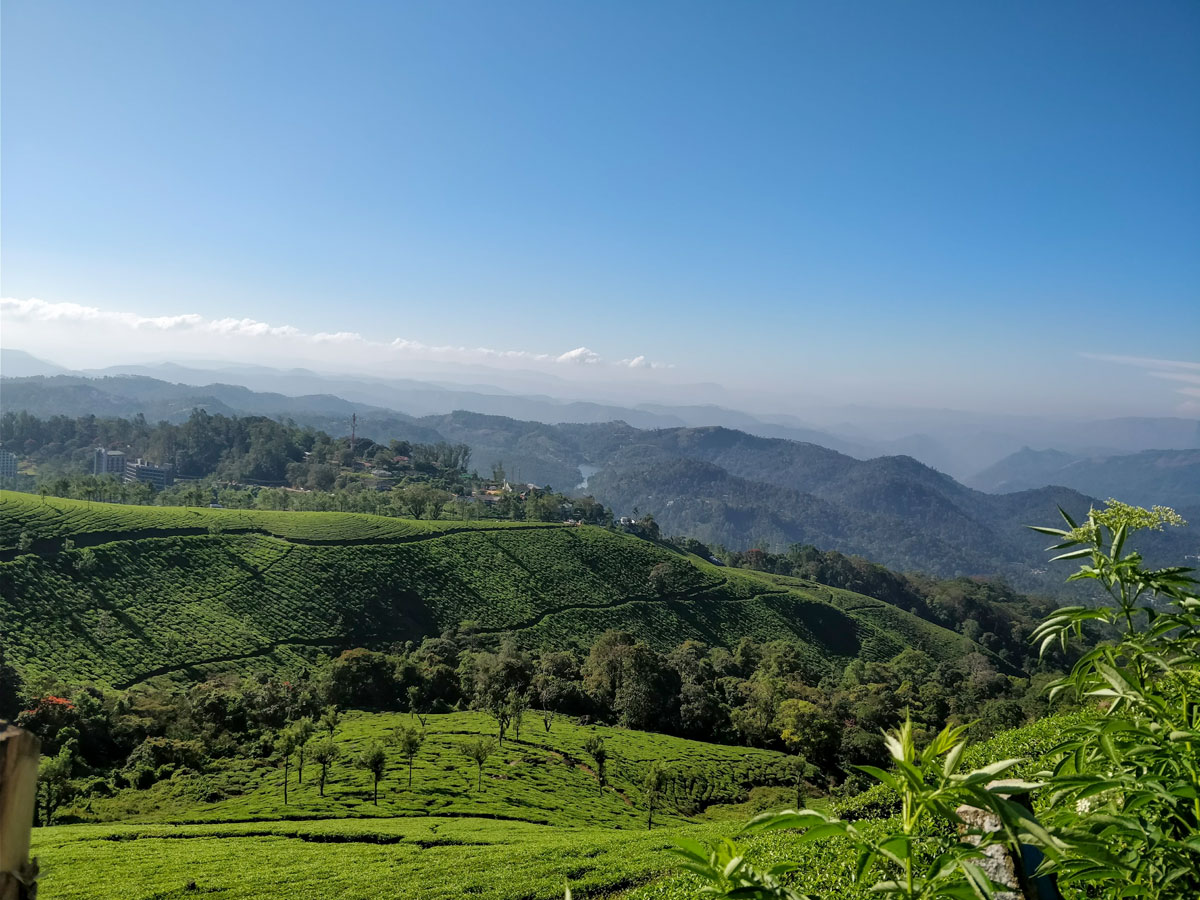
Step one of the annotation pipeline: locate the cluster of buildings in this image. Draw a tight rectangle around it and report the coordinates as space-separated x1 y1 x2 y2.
0 450 18 480
471 480 546 505
93 448 175 489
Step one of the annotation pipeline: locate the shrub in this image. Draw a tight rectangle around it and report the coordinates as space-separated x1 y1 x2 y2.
672 500 1200 899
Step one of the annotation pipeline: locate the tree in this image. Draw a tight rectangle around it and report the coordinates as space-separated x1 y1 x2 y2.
357 741 387 805
74 547 98 574
319 706 340 739
643 762 666 830
395 483 450 520
462 737 496 791
394 724 425 789
785 754 813 810
582 632 676 730
485 695 512 745
309 737 339 797
773 698 840 772
583 734 608 795
276 728 298 805
469 641 532 745
506 689 529 741
293 717 315 783
38 747 74 826
327 649 397 708
406 685 429 728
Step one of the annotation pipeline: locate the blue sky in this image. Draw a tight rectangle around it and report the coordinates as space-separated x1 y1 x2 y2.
2 1 1198 415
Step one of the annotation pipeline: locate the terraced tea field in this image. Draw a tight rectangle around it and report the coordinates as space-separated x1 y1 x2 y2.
75 711 798 826
32 712 1085 900
5 495 1071 900
33 817 721 900
1 491 982 689
0 490 544 554
31 711 812 900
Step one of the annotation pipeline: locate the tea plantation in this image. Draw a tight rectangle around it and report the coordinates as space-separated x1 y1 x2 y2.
4 493 1018 900
0 491 979 690
77 711 801 827
30 711 1084 900
0 489 543 553
31 709 795 900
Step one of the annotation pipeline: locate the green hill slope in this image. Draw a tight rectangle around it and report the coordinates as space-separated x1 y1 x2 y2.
31 710 798 900
30 711 1090 900
0 490 543 554
1 492 983 690
74 710 798 827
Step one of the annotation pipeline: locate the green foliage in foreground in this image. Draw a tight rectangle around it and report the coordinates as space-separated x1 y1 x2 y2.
673 500 1200 899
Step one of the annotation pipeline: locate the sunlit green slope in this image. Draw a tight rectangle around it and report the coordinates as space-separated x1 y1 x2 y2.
1 491 982 689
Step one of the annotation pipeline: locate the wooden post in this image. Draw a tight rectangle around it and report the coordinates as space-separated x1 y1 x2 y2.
0 722 40 900
956 780 1061 900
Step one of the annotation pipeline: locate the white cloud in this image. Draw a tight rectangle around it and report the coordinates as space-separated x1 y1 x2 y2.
556 347 602 365
617 355 674 369
1147 370 1200 387
1082 352 1200 412
1082 353 1200 371
0 296 669 374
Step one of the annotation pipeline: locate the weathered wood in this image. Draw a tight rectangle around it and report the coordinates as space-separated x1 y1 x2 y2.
956 780 1061 900
0 722 41 900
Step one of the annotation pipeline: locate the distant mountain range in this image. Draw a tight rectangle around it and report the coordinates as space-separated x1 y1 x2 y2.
967 446 1200 509
5 348 1197 478
2 361 1196 589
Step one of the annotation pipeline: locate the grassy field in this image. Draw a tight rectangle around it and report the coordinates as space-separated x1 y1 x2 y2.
1 492 980 689
32 816 722 900
76 711 799 828
35 713 1085 900
33 711 809 900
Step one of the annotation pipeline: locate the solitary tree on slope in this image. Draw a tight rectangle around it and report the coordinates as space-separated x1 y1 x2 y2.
463 737 497 792
310 737 339 798
394 724 425 789
357 741 387 805
583 734 608 796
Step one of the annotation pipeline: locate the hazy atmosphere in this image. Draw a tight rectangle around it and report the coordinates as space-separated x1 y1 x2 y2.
2 5 1199 900
3 2 1198 416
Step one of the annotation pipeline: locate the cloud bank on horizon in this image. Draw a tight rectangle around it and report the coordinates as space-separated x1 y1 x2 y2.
1082 354 1200 405
4 297 1198 418
0 297 671 376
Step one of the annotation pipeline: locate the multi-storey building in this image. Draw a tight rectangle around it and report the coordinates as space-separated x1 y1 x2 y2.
93 448 127 476
0 450 17 480
124 458 174 489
